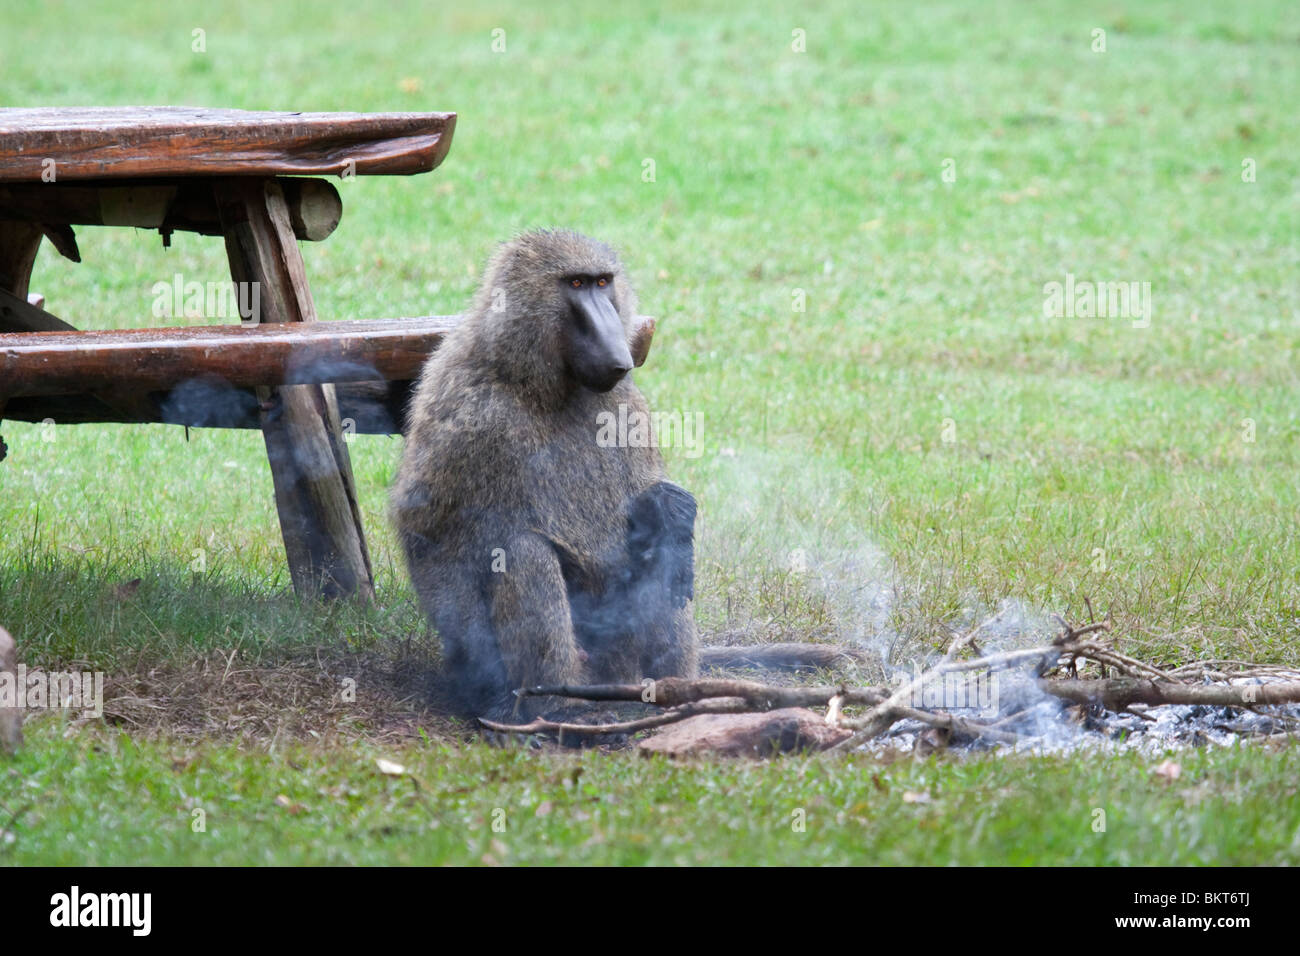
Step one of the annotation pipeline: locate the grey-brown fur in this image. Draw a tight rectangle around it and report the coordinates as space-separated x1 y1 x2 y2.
391 230 698 721
0 626 21 754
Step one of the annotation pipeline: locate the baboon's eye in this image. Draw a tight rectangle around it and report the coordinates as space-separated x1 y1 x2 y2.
571 278 584 289
597 277 608 287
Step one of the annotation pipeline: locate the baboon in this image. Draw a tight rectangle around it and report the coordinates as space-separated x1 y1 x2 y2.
391 230 698 722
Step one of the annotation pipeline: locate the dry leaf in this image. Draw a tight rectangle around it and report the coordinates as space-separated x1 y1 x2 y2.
274 794 306 815
113 578 142 600
1153 760 1182 782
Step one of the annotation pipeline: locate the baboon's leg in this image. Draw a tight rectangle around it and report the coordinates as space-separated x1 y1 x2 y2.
437 595 512 720
401 531 513 718
489 533 585 716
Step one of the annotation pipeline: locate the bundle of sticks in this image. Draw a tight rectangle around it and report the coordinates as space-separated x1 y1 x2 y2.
481 612 1300 751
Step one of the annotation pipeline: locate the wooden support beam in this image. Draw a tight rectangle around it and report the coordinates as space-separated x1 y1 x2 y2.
0 381 414 435
216 178 373 601
0 178 343 242
0 286 76 333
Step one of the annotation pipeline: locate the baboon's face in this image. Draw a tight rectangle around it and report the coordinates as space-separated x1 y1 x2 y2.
559 272 634 393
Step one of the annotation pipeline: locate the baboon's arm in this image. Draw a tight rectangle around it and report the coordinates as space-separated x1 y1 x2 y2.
489 532 587 703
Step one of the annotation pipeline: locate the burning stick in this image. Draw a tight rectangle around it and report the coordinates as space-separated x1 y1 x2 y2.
518 678 888 710
1039 677 1300 712
481 617 1300 750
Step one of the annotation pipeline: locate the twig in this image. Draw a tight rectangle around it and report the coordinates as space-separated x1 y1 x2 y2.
480 698 750 738
891 705 1024 746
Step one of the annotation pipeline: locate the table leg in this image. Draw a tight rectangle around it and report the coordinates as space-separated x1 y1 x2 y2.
0 222 40 461
215 179 374 600
0 220 42 303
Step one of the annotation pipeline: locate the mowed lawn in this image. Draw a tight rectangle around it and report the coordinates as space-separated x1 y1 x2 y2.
1 0 1297 865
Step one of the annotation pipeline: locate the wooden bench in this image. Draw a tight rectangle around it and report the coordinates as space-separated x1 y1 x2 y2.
0 107 457 601
0 316 459 434
0 108 660 603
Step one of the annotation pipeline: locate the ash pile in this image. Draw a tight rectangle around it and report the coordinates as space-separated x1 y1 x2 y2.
864 671 1300 758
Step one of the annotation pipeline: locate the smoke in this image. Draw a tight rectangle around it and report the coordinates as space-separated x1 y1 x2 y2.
159 376 260 428
693 448 900 671
157 353 402 435
690 449 1119 751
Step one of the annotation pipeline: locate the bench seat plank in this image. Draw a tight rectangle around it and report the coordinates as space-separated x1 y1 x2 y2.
0 315 461 397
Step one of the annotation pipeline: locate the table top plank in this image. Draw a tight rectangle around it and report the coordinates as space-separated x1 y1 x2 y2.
0 107 456 181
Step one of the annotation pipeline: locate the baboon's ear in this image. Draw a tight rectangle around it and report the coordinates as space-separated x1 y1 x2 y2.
630 316 655 368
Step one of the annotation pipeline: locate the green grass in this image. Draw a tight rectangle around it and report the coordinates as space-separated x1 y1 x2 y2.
7 718 1300 866
1 0 1298 864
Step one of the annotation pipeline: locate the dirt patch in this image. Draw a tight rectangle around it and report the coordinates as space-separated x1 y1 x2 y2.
95 648 466 745
36 636 868 749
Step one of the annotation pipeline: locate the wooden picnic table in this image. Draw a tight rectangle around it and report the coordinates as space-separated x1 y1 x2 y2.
0 107 457 601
